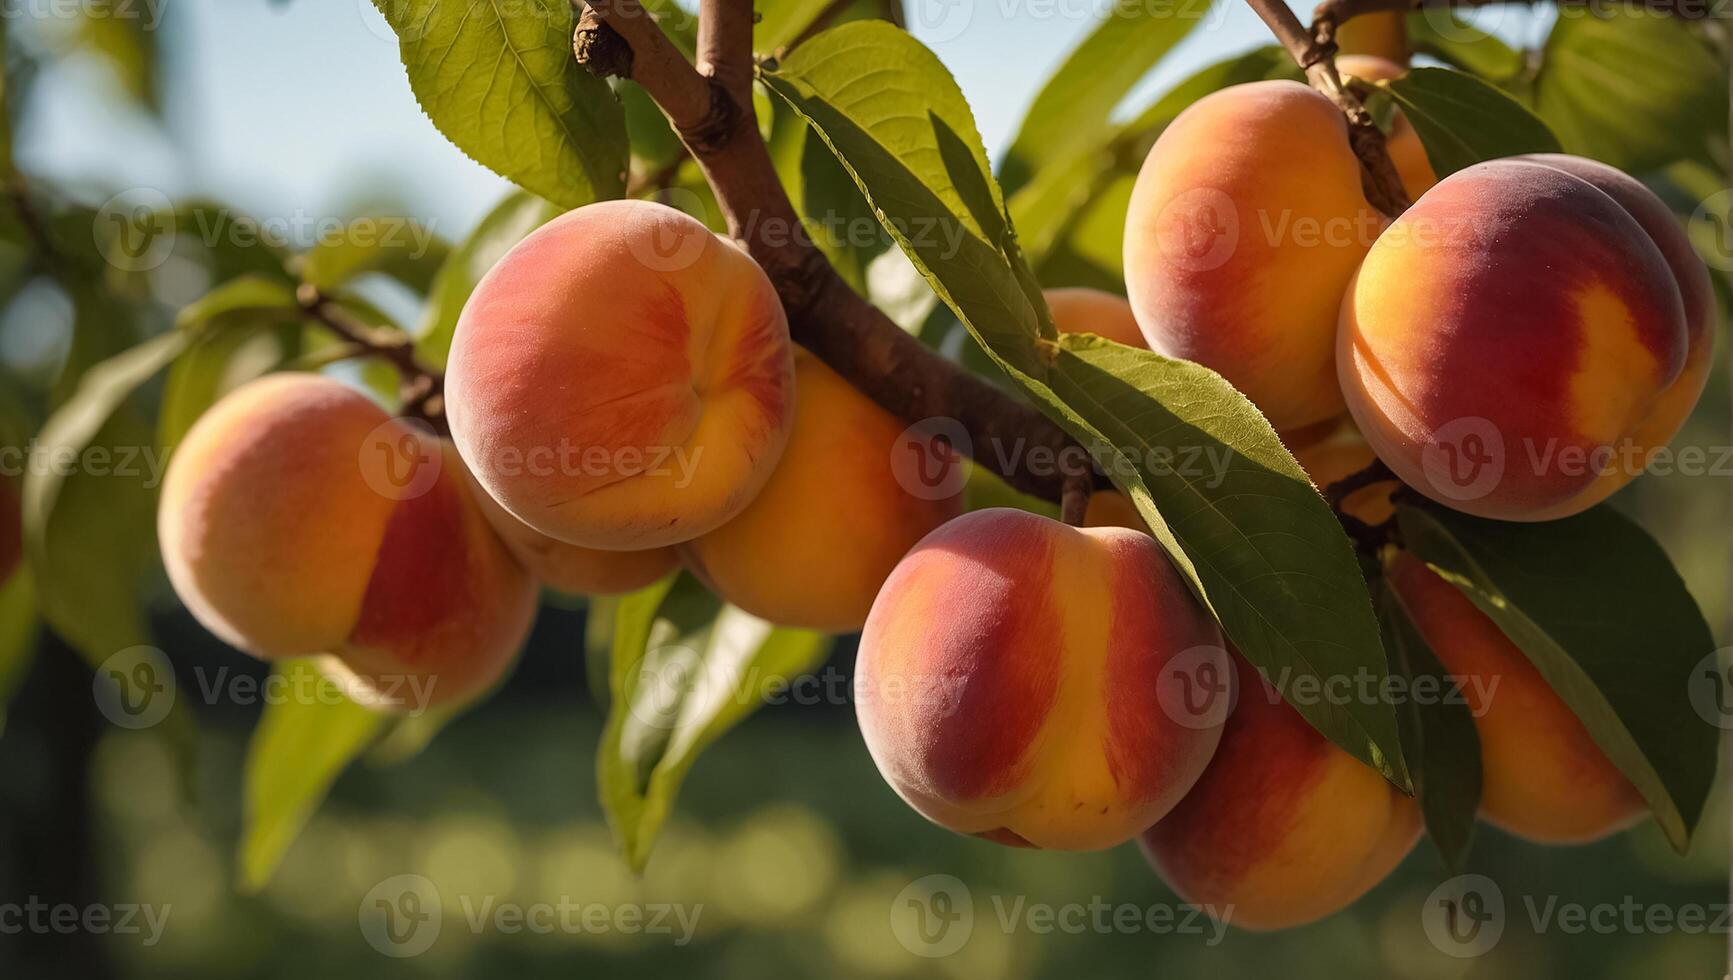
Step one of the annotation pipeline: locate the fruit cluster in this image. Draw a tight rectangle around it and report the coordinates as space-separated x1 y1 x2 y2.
155 62 1704 931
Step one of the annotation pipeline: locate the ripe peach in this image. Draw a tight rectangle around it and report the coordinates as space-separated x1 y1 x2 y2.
1045 287 1145 347
1514 153 1716 510
1335 55 1438 202
680 350 963 632
1339 158 1689 520
1140 654 1420 930
159 373 538 710
1293 433 1396 524
1125 80 1386 432
855 508 1229 850
468 485 677 596
445 199 796 551
1082 488 1149 533
1387 556 1644 842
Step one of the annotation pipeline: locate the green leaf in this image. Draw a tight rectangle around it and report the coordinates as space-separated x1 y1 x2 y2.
766 24 1408 785
1405 12 1524 83
75 1 162 113
158 276 303 448
416 191 563 369
1397 500 1718 852
1381 67 1561 178
999 0 1206 195
373 0 627 207
296 218 450 294
1379 577 1480 871
1534 6 1726 173
239 660 387 892
801 127 888 294
762 21 1046 370
756 0 842 52
599 574 829 870
24 329 192 662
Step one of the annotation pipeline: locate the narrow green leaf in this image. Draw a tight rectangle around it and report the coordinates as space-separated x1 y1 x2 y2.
599 574 829 870
373 0 627 207
1535 6 1727 172
239 660 387 892
1379 577 1480 870
1397 500 1718 852
999 0 1207 195
416 191 563 369
1381 67 1561 178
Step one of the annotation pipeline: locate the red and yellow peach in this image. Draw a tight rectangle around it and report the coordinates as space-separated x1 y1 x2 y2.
1140 654 1420 930
159 373 537 710
855 507 1229 851
445 199 796 551
680 349 963 632
1045 287 1145 348
1339 158 1691 520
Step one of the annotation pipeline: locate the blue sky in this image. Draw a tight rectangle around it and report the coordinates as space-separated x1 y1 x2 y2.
23 0 1548 242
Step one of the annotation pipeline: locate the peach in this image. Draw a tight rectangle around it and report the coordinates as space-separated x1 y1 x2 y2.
680 349 963 632
469 486 677 596
855 508 1229 850
1514 153 1716 509
1125 80 1386 432
445 199 796 551
1387 556 1644 842
1335 54 1438 202
1045 287 1145 347
1339 158 1689 520
1082 488 1149 533
159 373 538 711
1141 654 1421 930
1293 432 1396 524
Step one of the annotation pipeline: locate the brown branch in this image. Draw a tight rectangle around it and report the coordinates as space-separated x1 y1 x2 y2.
295 285 445 428
576 0 1082 500
1059 474 1092 526
1244 0 1411 216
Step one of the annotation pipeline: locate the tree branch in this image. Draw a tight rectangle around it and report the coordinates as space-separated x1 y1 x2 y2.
1244 0 1411 216
576 0 1082 500
295 285 445 428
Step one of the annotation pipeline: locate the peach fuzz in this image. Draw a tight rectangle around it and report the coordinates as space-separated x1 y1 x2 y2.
1124 80 1386 432
1334 55 1438 202
469 485 677 597
1044 287 1145 348
855 507 1228 851
680 349 962 633
1514 153 1716 512
1338 158 1688 521
445 199 796 551
159 373 537 711
1387 556 1644 843
1140 654 1421 930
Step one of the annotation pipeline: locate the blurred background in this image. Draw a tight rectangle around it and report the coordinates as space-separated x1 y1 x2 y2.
1 0 1729 977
